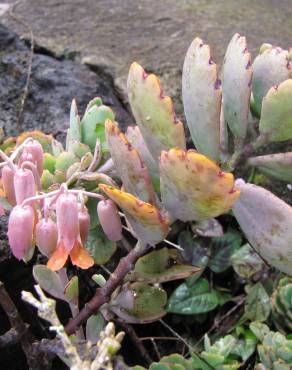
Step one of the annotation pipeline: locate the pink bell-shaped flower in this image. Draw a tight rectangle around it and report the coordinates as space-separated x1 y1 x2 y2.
22 140 44 176
2 165 16 205
97 199 122 241
78 207 90 244
14 168 36 205
35 218 58 257
56 193 80 252
8 205 35 259
47 193 94 271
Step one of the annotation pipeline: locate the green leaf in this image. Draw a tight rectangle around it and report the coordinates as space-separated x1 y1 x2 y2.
33 265 65 300
64 276 79 305
85 313 105 343
111 282 167 324
167 278 219 315
85 226 117 265
67 99 81 151
259 79 292 142
182 37 221 161
179 231 209 271
128 248 201 283
81 104 115 150
248 153 292 183
231 244 265 279
244 283 271 322
208 231 242 273
222 33 252 141
127 62 186 162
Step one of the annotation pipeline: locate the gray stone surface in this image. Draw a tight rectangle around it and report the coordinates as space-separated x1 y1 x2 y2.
0 24 131 138
2 0 292 116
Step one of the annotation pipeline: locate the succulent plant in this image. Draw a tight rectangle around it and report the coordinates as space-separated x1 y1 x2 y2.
271 277 292 333
133 354 194 370
250 322 292 370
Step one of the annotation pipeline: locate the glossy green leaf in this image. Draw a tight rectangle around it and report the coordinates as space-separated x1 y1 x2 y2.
208 231 242 273
259 79 292 142
167 278 219 315
248 152 292 183
182 37 221 161
128 248 201 283
127 62 186 162
222 33 252 141
179 231 209 272
244 283 270 322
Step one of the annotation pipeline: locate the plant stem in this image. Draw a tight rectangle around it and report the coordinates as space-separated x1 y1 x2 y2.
65 241 149 335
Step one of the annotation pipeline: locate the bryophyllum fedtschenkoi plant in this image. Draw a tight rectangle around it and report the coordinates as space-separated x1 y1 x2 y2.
0 32 292 369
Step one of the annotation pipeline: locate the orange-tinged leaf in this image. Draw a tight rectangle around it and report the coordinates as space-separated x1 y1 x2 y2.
105 120 155 203
127 62 186 162
99 184 169 245
47 241 69 271
70 240 94 269
160 148 240 221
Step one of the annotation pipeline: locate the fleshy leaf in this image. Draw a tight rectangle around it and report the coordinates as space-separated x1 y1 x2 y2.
127 248 201 283
33 265 65 300
67 99 81 151
110 282 167 324
127 62 186 162
105 120 155 203
80 103 115 150
86 313 105 343
233 180 292 275
17 130 53 154
222 33 252 141
64 276 79 305
160 148 240 221
248 152 292 182
182 37 221 161
126 125 160 189
252 46 290 115
99 184 169 245
259 79 292 142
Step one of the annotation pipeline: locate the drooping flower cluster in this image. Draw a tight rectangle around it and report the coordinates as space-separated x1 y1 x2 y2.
0 138 123 271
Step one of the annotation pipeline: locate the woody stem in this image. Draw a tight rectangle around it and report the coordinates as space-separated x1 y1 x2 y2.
65 240 149 335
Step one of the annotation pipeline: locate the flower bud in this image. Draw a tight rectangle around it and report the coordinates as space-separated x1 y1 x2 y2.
2 165 16 205
56 193 80 251
14 168 36 205
36 218 58 257
97 199 122 241
22 140 44 176
78 207 90 244
8 205 35 259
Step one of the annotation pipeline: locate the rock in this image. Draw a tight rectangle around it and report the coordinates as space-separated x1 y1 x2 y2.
2 0 292 115
0 24 131 137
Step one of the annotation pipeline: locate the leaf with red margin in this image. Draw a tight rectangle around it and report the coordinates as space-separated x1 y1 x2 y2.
127 62 186 162
105 120 155 204
99 184 169 245
222 33 252 141
160 148 240 221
